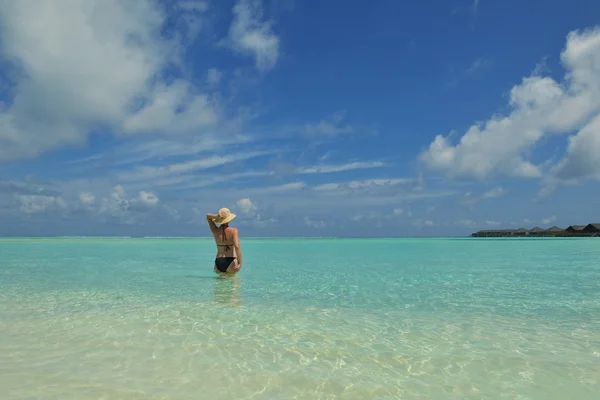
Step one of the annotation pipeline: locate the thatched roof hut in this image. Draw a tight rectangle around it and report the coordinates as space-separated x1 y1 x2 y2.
583 223 600 233
566 225 586 232
471 222 600 237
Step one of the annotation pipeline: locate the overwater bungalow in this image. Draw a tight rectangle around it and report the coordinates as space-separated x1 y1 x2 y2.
566 225 586 233
528 227 544 236
514 228 528 236
583 223 600 233
471 222 600 237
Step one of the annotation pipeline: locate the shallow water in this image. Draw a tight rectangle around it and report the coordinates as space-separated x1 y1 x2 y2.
1 237 599 399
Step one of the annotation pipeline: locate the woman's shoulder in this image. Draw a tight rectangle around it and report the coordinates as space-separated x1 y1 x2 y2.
225 226 239 237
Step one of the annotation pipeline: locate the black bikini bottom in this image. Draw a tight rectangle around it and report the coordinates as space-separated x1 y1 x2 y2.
215 257 236 273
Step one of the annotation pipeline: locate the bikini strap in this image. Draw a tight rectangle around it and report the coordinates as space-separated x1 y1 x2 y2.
219 225 231 251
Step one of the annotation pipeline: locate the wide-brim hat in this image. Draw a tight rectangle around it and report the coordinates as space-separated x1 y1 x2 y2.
214 207 236 224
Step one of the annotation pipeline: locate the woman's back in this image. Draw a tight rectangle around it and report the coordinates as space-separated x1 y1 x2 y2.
214 225 237 258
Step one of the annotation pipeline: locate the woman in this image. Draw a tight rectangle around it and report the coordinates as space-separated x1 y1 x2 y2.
206 208 243 277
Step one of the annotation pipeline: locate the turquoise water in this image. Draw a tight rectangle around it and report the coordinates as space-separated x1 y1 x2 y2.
1 237 599 399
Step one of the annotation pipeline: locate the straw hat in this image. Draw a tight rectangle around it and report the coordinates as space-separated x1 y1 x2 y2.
214 207 236 224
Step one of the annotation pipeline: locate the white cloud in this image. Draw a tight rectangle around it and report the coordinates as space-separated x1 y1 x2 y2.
298 161 386 174
463 186 507 205
92 133 255 169
79 192 96 206
481 186 506 199
91 184 160 223
313 183 340 192
393 208 404 216
18 195 66 214
266 182 306 192
233 197 279 228
348 178 411 189
548 113 600 185
139 191 159 207
121 80 219 135
315 178 407 192
419 26 600 185
224 0 280 72
116 150 272 183
237 197 257 216
541 215 557 225
206 68 223 85
99 185 131 219
0 0 218 162
313 178 409 192
304 111 354 137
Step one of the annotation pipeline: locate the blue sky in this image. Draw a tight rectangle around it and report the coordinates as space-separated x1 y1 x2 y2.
1 0 600 237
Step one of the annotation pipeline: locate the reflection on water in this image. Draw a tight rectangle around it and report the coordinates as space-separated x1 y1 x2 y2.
213 276 242 307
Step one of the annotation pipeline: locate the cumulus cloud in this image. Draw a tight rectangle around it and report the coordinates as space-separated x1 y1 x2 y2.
139 191 159 207
419 26 600 187
98 185 131 219
88 184 161 224
224 0 280 72
237 197 258 216
79 192 96 207
18 195 67 214
232 197 278 228
0 0 222 162
548 113 600 185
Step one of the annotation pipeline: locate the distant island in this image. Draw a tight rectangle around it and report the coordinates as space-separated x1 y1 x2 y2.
471 223 600 237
